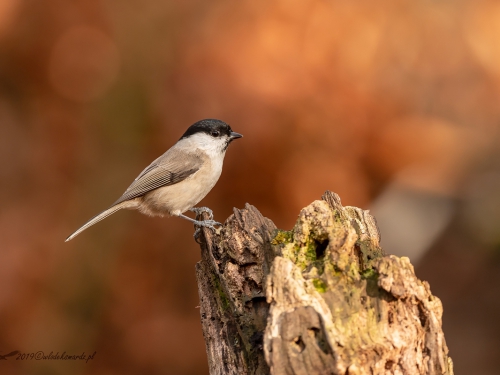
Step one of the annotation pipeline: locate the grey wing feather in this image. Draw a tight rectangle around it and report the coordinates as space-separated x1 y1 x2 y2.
65 149 203 242
111 150 203 206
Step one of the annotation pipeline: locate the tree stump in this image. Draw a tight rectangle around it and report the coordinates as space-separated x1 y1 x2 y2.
194 191 454 375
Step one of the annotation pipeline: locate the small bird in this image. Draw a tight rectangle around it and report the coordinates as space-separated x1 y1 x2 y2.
65 119 242 242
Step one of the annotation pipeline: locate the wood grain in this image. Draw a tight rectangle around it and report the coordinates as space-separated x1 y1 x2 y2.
195 191 454 375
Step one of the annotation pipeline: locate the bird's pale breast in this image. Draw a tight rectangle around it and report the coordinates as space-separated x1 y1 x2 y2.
137 153 223 216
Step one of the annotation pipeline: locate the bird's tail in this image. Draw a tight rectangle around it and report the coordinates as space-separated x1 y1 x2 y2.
65 200 138 242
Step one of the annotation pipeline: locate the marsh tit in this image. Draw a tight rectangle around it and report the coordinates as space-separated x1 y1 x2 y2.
65 119 242 242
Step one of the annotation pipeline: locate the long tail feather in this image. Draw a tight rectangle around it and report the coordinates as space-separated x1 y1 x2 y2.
65 201 136 242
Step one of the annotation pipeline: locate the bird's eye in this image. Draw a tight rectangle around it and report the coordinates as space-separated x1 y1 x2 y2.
211 130 220 137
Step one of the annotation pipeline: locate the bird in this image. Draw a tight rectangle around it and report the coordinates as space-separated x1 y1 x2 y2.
65 119 242 242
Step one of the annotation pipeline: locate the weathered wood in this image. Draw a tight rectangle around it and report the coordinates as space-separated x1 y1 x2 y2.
195 203 277 375
195 191 454 375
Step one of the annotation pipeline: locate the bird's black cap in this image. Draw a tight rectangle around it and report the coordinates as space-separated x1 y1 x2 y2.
180 119 235 140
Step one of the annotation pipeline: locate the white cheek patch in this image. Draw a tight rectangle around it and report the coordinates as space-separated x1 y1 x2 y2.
188 133 228 155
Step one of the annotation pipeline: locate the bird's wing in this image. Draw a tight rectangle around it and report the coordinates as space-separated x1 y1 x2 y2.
111 150 203 206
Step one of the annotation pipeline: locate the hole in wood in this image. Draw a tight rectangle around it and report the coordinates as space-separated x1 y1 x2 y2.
250 331 264 350
354 243 364 269
314 238 329 259
309 327 331 355
291 336 305 353
418 304 427 327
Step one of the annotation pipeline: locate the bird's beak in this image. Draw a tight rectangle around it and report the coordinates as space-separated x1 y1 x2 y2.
230 131 243 140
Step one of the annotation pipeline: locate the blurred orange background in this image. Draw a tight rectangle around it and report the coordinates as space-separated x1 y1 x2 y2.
1 0 500 374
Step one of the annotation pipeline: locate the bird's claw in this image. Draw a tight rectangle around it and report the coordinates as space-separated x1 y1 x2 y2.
193 219 222 242
190 207 214 220
194 219 222 230
193 227 202 243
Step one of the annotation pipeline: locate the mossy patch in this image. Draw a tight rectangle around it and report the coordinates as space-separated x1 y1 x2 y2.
212 274 230 311
361 268 378 280
313 278 328 293
286 233 329 274
271 230 293 246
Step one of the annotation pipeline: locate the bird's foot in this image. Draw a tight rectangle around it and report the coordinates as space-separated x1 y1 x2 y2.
193 219 222 230
193 219 222 242
190 207 214 220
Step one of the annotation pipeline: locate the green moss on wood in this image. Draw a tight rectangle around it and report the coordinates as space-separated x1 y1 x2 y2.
212 274 230 312
313 278 328 293
271 230 293 246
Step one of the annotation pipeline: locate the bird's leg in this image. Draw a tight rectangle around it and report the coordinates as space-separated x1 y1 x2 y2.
189 206 214 220
178 213 221 231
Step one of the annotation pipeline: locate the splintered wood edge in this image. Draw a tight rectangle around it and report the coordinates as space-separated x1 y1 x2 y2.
194 192 453 375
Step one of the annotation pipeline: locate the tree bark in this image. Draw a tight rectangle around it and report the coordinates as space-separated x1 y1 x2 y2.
194 191 454 375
